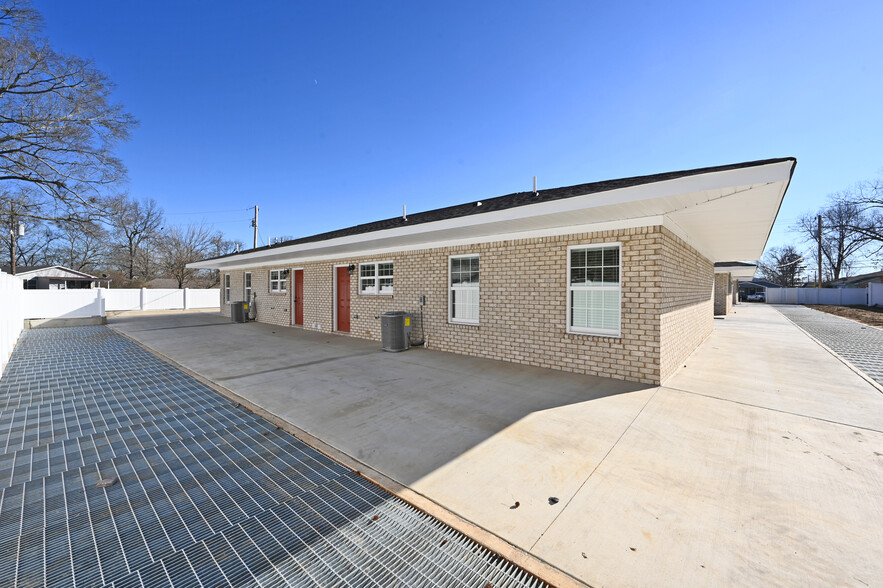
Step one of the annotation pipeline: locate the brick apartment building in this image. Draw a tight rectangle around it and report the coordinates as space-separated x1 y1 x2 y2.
189 158 795 385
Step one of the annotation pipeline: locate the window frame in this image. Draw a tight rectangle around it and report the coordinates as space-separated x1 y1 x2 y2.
224 274 231 304
244 272 252 301
448 253 480 325
566 242 622 338
358 261 394 296
269 269 288 294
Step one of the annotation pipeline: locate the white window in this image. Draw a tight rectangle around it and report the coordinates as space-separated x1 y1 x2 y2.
449 254 479 324
270 269 288 293
359 261 393 295
244 272 252 301
567 243 621 337
224 274 231 304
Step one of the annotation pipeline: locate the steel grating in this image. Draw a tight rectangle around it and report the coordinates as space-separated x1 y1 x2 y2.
0 326 549 587
774 304 883 386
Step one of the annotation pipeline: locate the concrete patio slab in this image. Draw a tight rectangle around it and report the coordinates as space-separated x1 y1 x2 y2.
110 305 883 587
532 387 883 587
666 304 883 431
110 312 644 487
412 386 658 550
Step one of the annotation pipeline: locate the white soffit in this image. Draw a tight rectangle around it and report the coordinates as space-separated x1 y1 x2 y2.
191 160 794 270
715 265 758 279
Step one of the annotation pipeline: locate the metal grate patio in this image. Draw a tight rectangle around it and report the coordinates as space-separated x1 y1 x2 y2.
774 305 883 387
0 326 547 587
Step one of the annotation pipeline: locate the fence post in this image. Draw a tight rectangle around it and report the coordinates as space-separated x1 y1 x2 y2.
838 288 842 305
140 288 146 311
184 288 190 310
96 288 106 317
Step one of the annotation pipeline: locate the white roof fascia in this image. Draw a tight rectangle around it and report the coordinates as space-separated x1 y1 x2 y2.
205 215 668 270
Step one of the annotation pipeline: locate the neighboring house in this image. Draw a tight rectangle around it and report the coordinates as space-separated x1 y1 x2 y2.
189 157 796 385
828 270 883 288
714 262 757 314
738 279 782 301
0 265 110 289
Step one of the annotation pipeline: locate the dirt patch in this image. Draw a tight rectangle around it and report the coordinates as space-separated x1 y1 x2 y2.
804 305 883 328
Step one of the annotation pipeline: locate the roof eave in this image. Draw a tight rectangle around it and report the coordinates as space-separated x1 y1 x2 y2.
188 158 796 271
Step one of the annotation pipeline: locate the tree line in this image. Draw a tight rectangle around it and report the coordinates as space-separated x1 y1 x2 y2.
758 175 883 287
0 1 238 288
0 192 240 287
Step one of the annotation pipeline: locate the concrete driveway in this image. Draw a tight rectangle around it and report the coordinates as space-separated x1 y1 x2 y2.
111 305 883 587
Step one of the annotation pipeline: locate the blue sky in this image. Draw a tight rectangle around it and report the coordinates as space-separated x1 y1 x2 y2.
37 1 883 265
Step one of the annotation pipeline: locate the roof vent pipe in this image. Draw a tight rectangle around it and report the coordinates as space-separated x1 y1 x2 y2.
403 204 407 221
533 176 538 195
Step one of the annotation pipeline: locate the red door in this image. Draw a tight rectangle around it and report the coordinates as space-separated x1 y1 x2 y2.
293 270 304 325
336 266 350 332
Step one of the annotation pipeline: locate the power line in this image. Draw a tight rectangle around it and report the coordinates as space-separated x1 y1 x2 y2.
165 207 252 216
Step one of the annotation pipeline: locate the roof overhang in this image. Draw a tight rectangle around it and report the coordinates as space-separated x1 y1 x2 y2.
189 159 795 271
715 263 758 279
14 266 100 280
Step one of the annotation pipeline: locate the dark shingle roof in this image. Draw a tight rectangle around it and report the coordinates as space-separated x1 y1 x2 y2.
739 279 782 289
830 270 883 286
204 157 796 263
715 261 757 268
0 265 51 274
0 265 98 279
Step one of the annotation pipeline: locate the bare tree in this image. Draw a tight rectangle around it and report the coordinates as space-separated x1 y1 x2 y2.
757 245 806 287
0 187 55 271
106 195 164 281
794 197 871 281
156 223 238 288
47 219 106 272
0 1 136 214
839 178 883 256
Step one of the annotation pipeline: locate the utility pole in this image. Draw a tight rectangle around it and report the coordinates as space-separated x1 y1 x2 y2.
817 214 822 288
10 221 23 275
251 205 259 249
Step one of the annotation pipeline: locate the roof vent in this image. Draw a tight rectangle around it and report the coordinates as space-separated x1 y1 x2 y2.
403 204 407 221
476 201 482 207
533 176 538 196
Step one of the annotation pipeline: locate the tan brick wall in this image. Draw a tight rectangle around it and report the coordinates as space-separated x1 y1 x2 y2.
221 224 714 385
659 228 714 382
713 272 733 315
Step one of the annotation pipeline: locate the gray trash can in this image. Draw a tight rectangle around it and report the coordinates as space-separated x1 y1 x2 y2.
380 311 411 352
231 301 249 323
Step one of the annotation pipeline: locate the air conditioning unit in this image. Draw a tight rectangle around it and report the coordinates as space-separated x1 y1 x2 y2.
231 301 249 323
380 311 411 352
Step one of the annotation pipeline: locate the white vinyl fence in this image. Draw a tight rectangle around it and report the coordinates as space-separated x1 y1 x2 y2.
870 283 883 307
0 269 24 375
102 288 219 312
765 287 869 306
22 288 219 319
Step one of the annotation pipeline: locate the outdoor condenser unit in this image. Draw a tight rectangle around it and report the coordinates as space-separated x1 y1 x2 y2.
380 311 411 352
231 301 249 323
